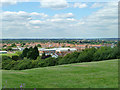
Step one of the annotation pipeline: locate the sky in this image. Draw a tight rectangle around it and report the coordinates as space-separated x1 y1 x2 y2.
0 0 118 39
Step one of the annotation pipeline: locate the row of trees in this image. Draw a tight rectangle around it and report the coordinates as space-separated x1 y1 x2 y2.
2 39 117 45
2 44 120 70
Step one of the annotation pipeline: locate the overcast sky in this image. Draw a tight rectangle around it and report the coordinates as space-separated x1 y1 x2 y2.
1 0 118 39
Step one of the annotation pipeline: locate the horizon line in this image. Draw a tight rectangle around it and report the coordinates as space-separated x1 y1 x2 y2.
0 37 119 40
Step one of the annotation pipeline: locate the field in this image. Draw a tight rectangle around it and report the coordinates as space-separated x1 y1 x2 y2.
1 59 118 88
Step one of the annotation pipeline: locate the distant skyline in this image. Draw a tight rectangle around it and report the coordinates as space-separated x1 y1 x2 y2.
1 0 118 39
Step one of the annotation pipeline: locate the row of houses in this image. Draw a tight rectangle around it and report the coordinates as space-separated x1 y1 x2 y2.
0 43 115 57
2 41 116 49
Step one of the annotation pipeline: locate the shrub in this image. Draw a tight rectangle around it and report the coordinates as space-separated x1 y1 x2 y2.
41 55 51 59
58 51 80 65
93 46 113 61
12 55 19 61
77 47 96 62
13 59 33 70
45 57 57 66
2 56 12 61
2 46 119 70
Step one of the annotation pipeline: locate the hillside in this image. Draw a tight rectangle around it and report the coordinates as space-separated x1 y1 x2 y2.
2 59 118 88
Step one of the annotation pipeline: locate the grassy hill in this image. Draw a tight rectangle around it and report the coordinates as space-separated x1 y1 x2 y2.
1 59 118 88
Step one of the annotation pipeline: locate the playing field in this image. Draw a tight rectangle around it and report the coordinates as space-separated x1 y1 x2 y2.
1 59 118 88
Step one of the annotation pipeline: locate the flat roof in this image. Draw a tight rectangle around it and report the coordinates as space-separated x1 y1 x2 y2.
0 51 7 52
39 48 77 51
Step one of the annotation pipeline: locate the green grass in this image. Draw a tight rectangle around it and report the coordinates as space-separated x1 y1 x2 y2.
1 59 118 88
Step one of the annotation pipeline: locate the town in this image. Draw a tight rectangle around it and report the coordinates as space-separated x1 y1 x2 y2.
0 39 117 58
0 0 119 88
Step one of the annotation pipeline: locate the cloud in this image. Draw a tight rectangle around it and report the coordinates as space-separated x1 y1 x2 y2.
75 2 118 38
40 0 69 9
1 11 49 38
73 3 87 8
91 3 105 8
2 11 48 21
1 2 118 38
1 0 17 6
1 0 29 6
53 13 74 18
1 0 69 10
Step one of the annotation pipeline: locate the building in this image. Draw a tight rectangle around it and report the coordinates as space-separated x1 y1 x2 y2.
0 51 7 54
38 48 77 56
18 47 25 51
55 48 77 56
89 45 103 49
39 48 56 56
12 48 19 51
12 47 25 51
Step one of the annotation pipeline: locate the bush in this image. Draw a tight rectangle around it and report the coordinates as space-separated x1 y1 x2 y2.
13 59 33 70
2 46 119 70
45 57 57 66
37 57 57 67
58 51 80 65
41 55 51 59
77 48 96 62
2 56 12 61
12 55 19 61
93 46 113 61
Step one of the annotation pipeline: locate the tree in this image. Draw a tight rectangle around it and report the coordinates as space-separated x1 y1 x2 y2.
3 45 7 47
29 47 33 51
22 47 29 57
26 46 39 60
11 43 16 47
21 43 25 47
27 50 33 59
37 44 41 47
77 47 97 62
26 47 33 59
32 46 39 60
93 46 112 61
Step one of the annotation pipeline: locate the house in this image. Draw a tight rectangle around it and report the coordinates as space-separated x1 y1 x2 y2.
12 47 19 51
38 48 56 56
89 45 103 49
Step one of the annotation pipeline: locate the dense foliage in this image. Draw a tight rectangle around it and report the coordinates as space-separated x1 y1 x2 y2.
1 45 120 70
22 46 39 60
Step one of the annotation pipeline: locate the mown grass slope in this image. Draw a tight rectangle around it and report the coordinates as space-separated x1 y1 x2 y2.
2 59 118 88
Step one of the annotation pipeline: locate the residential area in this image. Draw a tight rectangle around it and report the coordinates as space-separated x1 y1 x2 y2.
0 39 117 57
